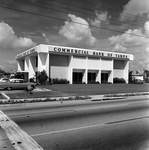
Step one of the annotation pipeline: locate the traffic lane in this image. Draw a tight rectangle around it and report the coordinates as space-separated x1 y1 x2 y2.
9 102 149 136
32 118 149 150
0 127 15 150
1 96 149 117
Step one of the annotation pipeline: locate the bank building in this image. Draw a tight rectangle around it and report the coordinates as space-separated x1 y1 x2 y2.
16 44 133 84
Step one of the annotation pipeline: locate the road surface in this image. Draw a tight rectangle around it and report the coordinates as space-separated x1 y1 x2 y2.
0 95 149 150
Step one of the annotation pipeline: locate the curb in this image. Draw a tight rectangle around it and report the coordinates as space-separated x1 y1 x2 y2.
0 96 91 105
0 92 149 105
104 92 149 97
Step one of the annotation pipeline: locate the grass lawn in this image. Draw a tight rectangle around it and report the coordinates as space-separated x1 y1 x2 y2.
5 83 149 99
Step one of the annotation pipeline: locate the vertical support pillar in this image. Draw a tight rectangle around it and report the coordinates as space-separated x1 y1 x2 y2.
83 69 88 84
29 56 35 79
124 60 129 84
17 60 24 71
82 56 88 84
96 70 101 83
99 58 101 83
24 56 29 72
37 54 42 72
108 59 113 83
68 55 73 84
48 53 51 79
45 53 50 77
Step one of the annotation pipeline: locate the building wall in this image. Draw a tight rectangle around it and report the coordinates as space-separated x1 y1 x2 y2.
50 54 69 79
73 56 86 69
113 60 124 78
101 58 113 70
87 57 100 69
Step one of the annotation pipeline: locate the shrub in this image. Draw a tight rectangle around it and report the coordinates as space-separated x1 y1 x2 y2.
29 77 36 82
50 78 69 84
113 77 126 83
14 72 24 79
36 70 48 85
88 81 100 84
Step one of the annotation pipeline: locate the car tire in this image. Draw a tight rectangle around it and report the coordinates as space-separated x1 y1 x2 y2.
31 85 35 89
7 87 12 90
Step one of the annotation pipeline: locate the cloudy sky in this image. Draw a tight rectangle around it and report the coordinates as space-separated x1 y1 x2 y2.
0 0 149 73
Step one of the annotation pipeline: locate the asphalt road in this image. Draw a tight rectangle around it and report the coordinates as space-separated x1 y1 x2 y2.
0 96 149 150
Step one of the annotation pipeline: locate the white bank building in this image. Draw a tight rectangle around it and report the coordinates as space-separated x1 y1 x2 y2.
16 44 133 84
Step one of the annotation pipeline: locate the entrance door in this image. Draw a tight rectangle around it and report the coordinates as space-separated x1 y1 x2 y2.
88 73 96 83
101 73 108 83
73 72 83 84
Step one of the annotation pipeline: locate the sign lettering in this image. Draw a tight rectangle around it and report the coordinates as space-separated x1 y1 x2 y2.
53 47 129 59
16 48 36 59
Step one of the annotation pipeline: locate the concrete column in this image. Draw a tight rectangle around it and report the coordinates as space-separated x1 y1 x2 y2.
24 56 29 72
108 59 113 83
68 55 73 84
83 69 88 84
45 53 50 77
96 70 101 83
37 54 43 72
37 53 47 72
29 56 36 79
124 60 129 84
99 58 101 83
17 60 24 71
83 57 88 84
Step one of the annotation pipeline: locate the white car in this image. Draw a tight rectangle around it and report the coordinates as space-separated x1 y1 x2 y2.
0 79 37 90
9 78 24 83
0 78 9 82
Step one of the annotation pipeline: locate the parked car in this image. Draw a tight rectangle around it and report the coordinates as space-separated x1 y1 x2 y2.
0 78 9 82
0 79 37 90
9 78 24 83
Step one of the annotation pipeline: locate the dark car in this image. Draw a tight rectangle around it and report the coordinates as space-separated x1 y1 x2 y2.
0 79 37 90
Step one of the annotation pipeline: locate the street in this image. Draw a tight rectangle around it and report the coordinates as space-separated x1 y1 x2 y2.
0 96 149 150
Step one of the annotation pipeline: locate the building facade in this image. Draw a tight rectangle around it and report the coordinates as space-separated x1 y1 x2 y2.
16 44 133 84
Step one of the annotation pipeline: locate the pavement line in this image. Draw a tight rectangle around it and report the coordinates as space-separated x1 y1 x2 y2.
1 92 10 100
0 110 44 150
31 116 149 138
75 103 129 111
106 116 149 124
31 123 105 137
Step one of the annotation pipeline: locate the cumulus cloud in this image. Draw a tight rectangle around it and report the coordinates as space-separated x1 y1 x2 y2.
108 20 149 71
144 21 149 36
109 20 149 47
109 29 149 47
0 21 36 50
89 11 111 27
112 43 127 52
120 0 149 21
59 14 96 47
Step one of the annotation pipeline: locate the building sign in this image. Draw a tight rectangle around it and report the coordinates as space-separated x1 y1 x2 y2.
16 48 36 59
52 47 129 59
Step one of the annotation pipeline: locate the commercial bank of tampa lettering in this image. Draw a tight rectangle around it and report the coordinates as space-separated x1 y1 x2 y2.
53 47 128 59
54 47 89 55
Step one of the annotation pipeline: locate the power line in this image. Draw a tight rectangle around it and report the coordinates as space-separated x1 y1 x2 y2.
81 0 148 21
14 0 149 37
0 4 148 39
33 0 145 29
